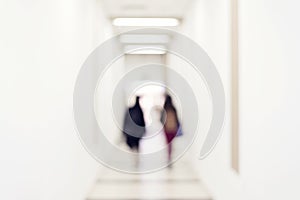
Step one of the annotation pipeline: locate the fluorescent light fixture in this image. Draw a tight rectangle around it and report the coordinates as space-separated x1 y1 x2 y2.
120 34 170 44
128 49 166 54
113 18 179 27
124 45 166 55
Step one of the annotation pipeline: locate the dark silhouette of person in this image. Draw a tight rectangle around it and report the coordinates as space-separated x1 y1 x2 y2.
161 94 180 162
123 96 146 152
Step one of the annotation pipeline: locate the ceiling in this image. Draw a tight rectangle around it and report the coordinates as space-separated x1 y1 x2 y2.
100 0 193 19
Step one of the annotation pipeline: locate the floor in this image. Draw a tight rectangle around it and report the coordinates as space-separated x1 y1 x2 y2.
86 160 212 200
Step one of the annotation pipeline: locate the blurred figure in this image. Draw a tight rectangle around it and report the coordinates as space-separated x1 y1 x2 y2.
161 94 180 163
123 96 146 154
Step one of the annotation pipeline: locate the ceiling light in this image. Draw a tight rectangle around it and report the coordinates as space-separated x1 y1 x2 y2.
113 18 179 27
127 49 166 55
124 45 166 55
120 34 170 44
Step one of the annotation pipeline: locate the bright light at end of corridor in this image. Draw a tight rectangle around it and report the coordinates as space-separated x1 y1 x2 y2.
113 18 180 27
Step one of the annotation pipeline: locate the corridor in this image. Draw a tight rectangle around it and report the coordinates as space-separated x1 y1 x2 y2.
1 0 300 200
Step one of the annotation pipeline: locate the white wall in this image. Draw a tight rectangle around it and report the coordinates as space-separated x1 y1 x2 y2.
179 0 242 199
0 0 112 199
95 56 125 150
124 54 165 90
182 0 300 199
239 0 300 199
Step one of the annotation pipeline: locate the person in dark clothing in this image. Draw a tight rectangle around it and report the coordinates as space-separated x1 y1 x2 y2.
161 94 180 162
123 96 146 152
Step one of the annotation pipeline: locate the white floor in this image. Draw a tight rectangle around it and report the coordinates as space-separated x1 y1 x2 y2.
86 161 212 200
